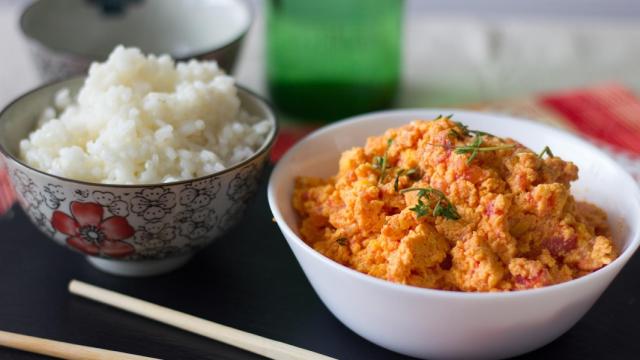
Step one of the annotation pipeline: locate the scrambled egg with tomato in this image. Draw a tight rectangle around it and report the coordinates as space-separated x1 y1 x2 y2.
292 118 617 291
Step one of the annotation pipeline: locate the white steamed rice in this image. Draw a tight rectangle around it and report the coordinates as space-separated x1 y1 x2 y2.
20 46 271 184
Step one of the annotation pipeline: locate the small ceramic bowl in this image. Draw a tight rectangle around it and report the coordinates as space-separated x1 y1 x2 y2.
0 77 277 277
20 0 252 81
268 109 640 359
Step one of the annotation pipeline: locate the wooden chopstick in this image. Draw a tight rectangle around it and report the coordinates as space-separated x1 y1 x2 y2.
69 280 336 360
0 329 158 360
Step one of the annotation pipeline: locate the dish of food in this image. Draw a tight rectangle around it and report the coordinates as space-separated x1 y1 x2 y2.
19 45 271 185
0 45 277 276
293 116 617 291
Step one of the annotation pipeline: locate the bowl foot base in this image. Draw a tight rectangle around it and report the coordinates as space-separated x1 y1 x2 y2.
87 253 192 276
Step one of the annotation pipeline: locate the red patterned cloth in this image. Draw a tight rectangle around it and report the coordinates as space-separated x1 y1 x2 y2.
0 161 13 214
467 83 640 183
270 125 318 163
3 82 640 215
540 84 640 155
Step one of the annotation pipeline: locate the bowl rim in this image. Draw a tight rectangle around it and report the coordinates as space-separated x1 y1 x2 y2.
19 0 253 61
268 108 640 299
0 75 279 188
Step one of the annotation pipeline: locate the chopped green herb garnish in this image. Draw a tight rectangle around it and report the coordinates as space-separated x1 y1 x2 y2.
373 138 393 183
394 169 405 192
538 145 554 159
448 129 463 139
436 113 455 123
372 155 384 168
428 121 511 163
454 134 515 164
433 198 461 220
400 187 461 220
406 167 419 179
394 168 420 192
451 121 493 138
410 197 431 217
454 121 470 137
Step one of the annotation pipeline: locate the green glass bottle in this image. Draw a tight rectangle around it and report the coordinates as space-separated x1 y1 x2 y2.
266 0 403 121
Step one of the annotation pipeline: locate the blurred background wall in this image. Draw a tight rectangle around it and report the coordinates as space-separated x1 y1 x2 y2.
407 0 640 19
2 0 640 108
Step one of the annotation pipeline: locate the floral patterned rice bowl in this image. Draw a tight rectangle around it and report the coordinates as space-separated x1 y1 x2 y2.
0 77 277 276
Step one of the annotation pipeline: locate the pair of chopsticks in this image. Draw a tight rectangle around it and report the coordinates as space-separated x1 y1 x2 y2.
0 280 335 360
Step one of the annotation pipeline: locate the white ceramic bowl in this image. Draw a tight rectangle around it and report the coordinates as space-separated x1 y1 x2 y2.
267 109 640 360
20 0 252 81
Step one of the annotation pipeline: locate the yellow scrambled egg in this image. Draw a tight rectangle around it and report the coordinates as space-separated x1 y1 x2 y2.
292 118 617 292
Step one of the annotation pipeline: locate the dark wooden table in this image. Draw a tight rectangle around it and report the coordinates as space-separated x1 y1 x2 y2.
1 172 639 359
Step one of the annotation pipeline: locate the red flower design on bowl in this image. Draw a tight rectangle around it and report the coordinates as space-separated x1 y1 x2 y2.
51 201 135 257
